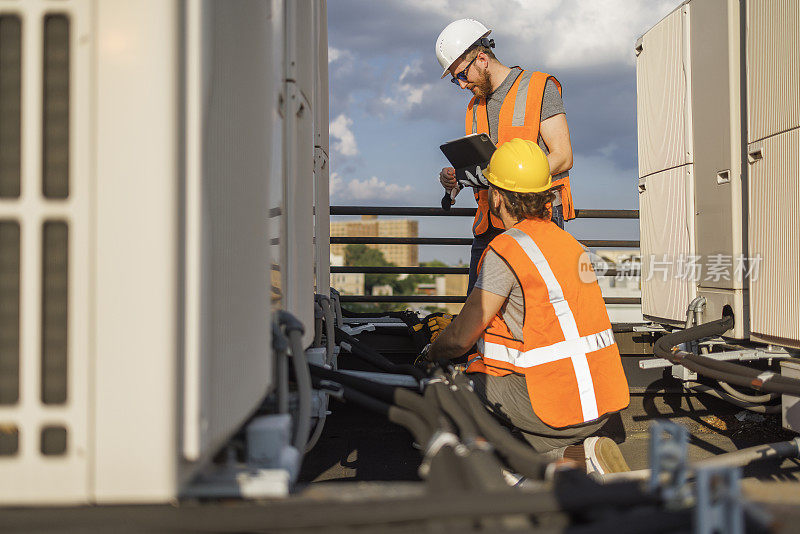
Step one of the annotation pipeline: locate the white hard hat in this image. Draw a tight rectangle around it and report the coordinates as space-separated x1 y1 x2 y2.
435 18 492 79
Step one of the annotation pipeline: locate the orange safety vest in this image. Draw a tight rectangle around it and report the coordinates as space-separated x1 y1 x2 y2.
465 218 629 428
465 70 576 237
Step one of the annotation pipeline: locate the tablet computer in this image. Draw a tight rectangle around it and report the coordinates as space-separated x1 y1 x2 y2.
439 133 496 171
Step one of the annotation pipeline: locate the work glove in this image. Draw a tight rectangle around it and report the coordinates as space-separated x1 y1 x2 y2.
425 313 453 343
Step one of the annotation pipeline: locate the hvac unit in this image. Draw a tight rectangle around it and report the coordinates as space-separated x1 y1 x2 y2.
746 0 800 348
0 0 279 504
638 0 750 337
636 4 697 326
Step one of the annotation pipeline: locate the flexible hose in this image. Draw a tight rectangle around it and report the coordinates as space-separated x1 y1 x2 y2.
311 375 432 445
452 373 547 480
430 382 479 442
304 393 328 453
717 380 779 404
287 328 313 453
684 382 781 414
653 316 800 395
272 322 290 414
308 364 439 432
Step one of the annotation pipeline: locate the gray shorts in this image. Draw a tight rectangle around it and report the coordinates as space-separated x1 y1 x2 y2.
468 372 607 453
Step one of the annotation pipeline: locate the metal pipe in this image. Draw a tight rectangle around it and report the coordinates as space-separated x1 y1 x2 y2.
693 438 800 469
330 205 639 219
330 236 640 248
338 295 641 305
603 439 800 484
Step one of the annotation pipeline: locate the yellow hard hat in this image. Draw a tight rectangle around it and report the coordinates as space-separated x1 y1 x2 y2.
484 138 551 193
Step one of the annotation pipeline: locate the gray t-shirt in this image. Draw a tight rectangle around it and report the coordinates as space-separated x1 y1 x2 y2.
474 248 525 340
485 67 566 206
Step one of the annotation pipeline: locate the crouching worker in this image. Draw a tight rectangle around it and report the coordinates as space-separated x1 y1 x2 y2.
425 138 630 474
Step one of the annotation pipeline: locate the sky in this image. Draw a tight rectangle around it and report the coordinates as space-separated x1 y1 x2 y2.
327 0 680 265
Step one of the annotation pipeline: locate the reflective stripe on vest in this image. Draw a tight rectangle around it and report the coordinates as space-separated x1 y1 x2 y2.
477 328 615 368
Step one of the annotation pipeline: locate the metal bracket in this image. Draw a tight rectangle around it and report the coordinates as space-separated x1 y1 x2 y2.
649 421 690 505
340 323 376 336
694 466 744 534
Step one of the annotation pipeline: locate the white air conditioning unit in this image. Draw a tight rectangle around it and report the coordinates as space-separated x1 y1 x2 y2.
0 0 283 504
637 0 750 338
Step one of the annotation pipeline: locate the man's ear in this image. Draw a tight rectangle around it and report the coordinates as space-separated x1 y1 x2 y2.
491 188 502 212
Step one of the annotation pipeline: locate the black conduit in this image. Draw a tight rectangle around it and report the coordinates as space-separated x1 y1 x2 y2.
308 364 440 432
336 327 426 380
653 316 800 396
452 373 547 480
310 375 432 446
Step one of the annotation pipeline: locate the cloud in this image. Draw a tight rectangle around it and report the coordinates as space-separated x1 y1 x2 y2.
329 113 359 156
328 46 353 64
330 174 415 203
328 0 678 69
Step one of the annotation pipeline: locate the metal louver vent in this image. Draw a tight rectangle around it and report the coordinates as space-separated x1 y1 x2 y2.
0 221 20 405
0 16 21 198
41 221 68 405
43 14 70 199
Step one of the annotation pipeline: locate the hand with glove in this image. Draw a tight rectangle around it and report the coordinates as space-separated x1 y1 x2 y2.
425 313 453 343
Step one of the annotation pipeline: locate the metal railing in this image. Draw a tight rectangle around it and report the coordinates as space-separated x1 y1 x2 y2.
330 206 640 306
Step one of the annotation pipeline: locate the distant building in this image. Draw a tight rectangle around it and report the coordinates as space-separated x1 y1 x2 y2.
329 253 364 296
330 215 419 267
593 249 643 323
442 272 469 315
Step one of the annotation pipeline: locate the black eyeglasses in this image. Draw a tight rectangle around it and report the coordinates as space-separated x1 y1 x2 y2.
450 56 477 85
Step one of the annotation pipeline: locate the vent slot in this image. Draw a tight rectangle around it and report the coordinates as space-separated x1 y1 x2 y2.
0 16 21 198
0 221 20 405
0 424 19 456
41 221 68 405
42 15 70 199
41 425 67 456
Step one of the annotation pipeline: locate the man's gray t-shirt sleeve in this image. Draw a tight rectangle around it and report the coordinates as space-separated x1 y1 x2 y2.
540 79 565 122
474 248 514 298
474 248 525 340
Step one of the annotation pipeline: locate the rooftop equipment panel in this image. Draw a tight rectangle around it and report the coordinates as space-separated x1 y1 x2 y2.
746 0 800 143
636 5 693 177
639 166 697 325
746 0 800 349
636 4 696 325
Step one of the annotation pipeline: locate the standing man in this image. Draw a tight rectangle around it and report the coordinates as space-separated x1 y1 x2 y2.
435 19 576 292
425 139 629 473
